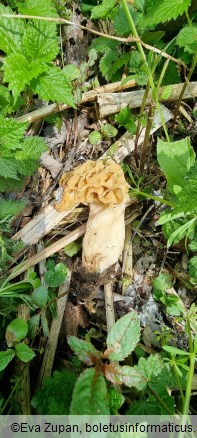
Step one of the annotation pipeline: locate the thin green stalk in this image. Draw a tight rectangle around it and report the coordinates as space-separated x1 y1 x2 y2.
172 362 185 408
121 0 170 141
130 189 174 207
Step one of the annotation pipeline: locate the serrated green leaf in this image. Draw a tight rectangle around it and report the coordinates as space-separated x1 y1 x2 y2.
157 137 196 194
0 116 27 150
0 349 15 371
6 318 28 347
0 4 25 55
31 67 76 106
177 24 197 54
0 200 26 220
108 386 124 414
107 311 140 361
32 286 48 308
15 343 36 362
153 272 173 300
0 158 18 179
91 0 117 19
3 53 46 98
70 368 109 414
0 176 24 192
173 161 197 214
115 106 137 134
18 0 58 17
144 0 191 27
64 240 82 256
135 354 164 382
113 4 139 36
14 136 48 176
105 363 146 390
68 336 100 365
101 124 118 138
99 50 118 80
44 263 68 287
23 21 59 63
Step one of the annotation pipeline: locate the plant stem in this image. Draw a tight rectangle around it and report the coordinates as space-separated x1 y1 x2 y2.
148 385 174 415
121 0 170 141
130 189 174 207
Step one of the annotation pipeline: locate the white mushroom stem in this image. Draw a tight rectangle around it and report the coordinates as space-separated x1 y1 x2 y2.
82 202 126 273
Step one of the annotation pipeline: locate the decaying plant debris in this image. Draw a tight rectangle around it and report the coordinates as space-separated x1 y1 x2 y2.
0 0 197 417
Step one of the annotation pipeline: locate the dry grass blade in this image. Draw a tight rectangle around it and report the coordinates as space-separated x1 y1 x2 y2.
104 283 115 333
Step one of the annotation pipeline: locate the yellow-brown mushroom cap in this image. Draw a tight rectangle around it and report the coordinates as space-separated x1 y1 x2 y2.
55 159 129 211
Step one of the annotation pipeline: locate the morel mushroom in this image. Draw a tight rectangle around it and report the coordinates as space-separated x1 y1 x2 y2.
55 159 129 273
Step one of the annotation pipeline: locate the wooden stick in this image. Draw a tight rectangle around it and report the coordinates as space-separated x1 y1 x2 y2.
98 81 197 117
104 283 115 333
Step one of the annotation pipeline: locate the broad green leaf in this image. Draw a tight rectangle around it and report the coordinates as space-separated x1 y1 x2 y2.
44 263 68 287
68 336 100 365
167 217 196 248
31 67 76 106
0 349 15 371
18 0 58 17
15 343 36 362
163 346 189 356
115 106 137 134
0 4 25 55
107 311 140 361
23 21 59 63
91 0 116 19
105 363 146 390
64 240 81 257
157 137 195 194
177 24 197 54
6 318 28 347
101 124 118 138
0 116 27 150
70 368 109 414
0 158 19 180
144 0 191 27
135 354 164 382
0 200 26 220
28 314 40 339
99 50 118 80
3 53 46 98
90 37 118 54
88 131 102 145
113 4 139 36
32 286 48 308
172 161 197 214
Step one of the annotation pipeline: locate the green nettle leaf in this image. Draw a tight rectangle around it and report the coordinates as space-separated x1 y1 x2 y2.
157 137 196 194
90 37 119 54
0 5 25 55
105 363 146 390
0 158 18 179
68 336 100 365
70 368 110 414
14 136 48 176
15 343 36 362
23 21 59 63
99 50 118 80
64 240 82 257
32 286 48 308
0 349 15 371
3 54 46 98
113 4 139 36
153 272 173 300
0 116 27 150
31 67 76 106
144 0 191 27
44 263 68 287
91 0 117 19
172 161 197 214
115 106 137 134
6 318 28 347
0 200 26 220
135 354 164 383
18 0 58 17
101 124 118 138
108 386 124 415
106 311 140 361
176 24 197 54
88 130 102 145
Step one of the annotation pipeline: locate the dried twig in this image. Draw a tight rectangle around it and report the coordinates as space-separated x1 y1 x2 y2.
104 283 115 333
